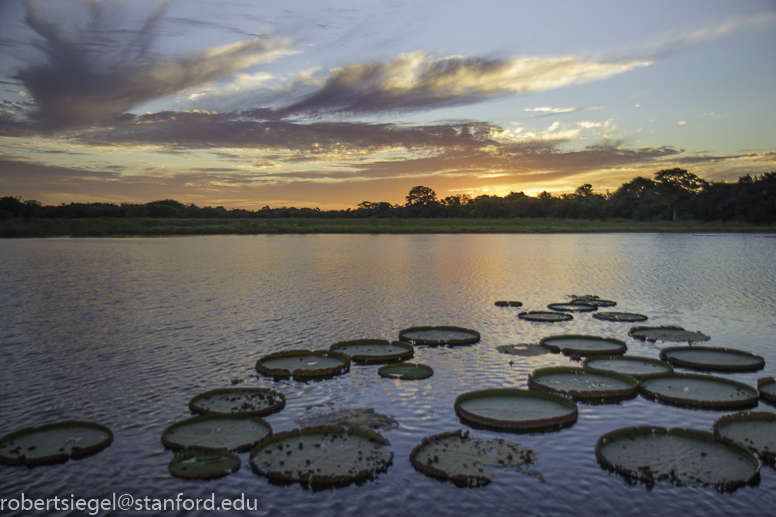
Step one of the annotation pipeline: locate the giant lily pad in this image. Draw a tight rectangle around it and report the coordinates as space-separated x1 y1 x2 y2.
398 326 480 346
659 346 765 373
571 298 616 308
714 411 776 462
582 355 673 379
329 339 413 364
409 430 541 487
539 334 627 357
0 421 113 466
496 344 555 357
255 350 350 380
161 415 272 452
189 387 286 417
454 389 577 432
296 408 398 432
593 312 648 322
168 449 241 479
629 325 710 343
494 301 523 307
249 426 392 488
518 311 573 322
639 372 759 410
528 367 638 402
758 377 776 404
596 426 760 491
547 302 597 312
377 362 433 380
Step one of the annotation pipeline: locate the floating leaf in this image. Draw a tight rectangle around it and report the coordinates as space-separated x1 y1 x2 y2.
758 377 776 405
255 350 350 380
639 372 759 410
161 415 272 452
496 344 554 357
377 362 434 380
714 411 776 462
296 408 398 432
592 312 648 322
398 326 480 346
547 302 597 312
454 389 577 432
0 421 113 466
329 339 413 364
629 325 710 343
168 449 240 479
528 367 638 402
518 311 573 322
582 355 673 379
495 301 523 307
659 346 765 373
539 334 627 357
189 387 286 417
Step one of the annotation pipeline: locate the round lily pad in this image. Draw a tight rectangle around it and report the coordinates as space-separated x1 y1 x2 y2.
714 411 776 462
639 372 759 410
161 415 272 452
454 389 578 432
596 426 760 491
528 367 639 402
189 387 286 417
592 311 648 322
758 377 776 404
249 425 392 488
494 301 523 307
518 311 573 322
255 350 350 380
659 346 765 373
539 334 627 357
329 339 413 364
547 302 597 312
377 362 433 380
409 430 540 487
0 421 113 466
582 355 673 379
496 344 555 357
398 326 480 346
572 298 616 308
296 408 399 431
168 449 241 479
629 325 710 343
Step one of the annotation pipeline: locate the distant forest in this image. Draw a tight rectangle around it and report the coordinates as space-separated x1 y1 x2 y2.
2 168 776 224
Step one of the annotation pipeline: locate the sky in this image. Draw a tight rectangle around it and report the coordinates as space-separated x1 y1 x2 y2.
1 0 775 210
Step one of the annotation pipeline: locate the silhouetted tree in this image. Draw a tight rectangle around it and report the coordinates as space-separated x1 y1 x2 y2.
654 168 707 220
405 186 437 206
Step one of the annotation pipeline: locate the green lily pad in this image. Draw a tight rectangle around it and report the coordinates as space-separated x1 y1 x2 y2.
161 415 272 452
296 408 399 432
189 387 286 417
377 362 433 380
758 377 776 404
592 311 648 322
454 389 578 432
714 411 776 462
659 346 765 373
639 372 759 410
495 301 523 307
547 302 597 312
0 421 113 466
329 339 413 364
255 350 350 380
249 426 392 488
518 311 573 322
168 449 241 479
629 325 710 343
398 326 480 346
539 334 627 357
582 355 673 379
528 367 639 402
409 430 541 487
571 298 616 308
496 344 555 357
596 426 760 491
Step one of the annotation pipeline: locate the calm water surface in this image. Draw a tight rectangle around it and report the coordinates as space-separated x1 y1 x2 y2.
1 233 775 517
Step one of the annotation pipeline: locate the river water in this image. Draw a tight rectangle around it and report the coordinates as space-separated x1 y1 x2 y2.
1 233 775 517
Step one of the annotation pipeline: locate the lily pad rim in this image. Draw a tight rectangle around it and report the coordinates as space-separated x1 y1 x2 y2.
547 302 598 312
517 311 573 322
454 388 578 432
592 311 649 322
528 366 639 400
188 387 286 417
329 339 414 364
659 345 765 373
713 410 776 461
757 377 776 404
397 325 481 346
582 354 674 379
255 349 351 380
539 334 628 357
408 430 496 487
0 420 114 466
628 325 711 342
638 371 760 410
161 414 272 452
377 362 434 380
168 448 241 480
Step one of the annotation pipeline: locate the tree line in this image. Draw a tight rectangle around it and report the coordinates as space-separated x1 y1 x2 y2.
2 168 775 224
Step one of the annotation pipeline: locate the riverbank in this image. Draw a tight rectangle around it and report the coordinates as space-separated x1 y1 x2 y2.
1 217 773 237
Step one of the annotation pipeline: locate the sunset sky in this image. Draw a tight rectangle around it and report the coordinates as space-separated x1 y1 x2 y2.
1 0 775 210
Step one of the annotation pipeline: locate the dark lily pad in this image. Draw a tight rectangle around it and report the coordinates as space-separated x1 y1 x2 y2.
454 389 577 432
639 372 759 410
296 408 399 432
659 346 765 373
758 377 776 405
629 325 710 343
582 355 673 379
249 426 392 488
572 298 616 308
377 362 433 380
714 411 776 462
0 421 113 466
168 449 241 479
593 311 648 322
518 311 573 322
161 414 272 452
596 426 760 491
539 334 627 357
255 350 350 380
547 302 597 312
495 301 523 307
409 430 541 487
398 326 480 346
528 367 638 402
189 387 286 417
329 339 413 364
496 344 555 357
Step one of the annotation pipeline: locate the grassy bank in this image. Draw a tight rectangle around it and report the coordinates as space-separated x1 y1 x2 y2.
1 217 773 237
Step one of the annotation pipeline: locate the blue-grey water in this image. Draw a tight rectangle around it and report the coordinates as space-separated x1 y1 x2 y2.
1 233 775 517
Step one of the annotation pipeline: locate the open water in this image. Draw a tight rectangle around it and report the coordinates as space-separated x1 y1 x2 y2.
1 233 775 517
